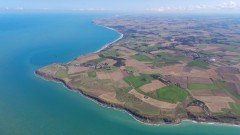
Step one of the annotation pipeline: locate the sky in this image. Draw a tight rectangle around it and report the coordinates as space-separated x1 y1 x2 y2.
0 0 240 13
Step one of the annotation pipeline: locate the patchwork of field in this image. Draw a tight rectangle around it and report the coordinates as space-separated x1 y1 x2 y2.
193 96 234 112
187 106 203 113
99 92 124 105
38 16 240 121
140 80 166 93
129 89 178 109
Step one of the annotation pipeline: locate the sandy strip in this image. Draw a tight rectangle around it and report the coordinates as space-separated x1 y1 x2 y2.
96 26 124 53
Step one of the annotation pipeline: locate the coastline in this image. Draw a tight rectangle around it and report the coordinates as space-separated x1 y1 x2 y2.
66 24 123 65
35 21 240 127
95 25 124 53
35 70 240 127
35 71 176 125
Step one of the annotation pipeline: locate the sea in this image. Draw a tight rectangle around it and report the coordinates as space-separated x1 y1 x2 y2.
0 12 239 135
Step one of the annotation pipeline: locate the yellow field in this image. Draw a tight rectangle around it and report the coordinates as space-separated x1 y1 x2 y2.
194 96 235 112
140 80 166 93
99 92 124 105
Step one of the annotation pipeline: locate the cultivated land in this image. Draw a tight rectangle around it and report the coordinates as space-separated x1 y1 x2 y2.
36 15 240 125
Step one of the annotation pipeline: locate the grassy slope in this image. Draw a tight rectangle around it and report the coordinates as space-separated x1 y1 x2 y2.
153 52 181 67
219 80 240 99
188 83 220 90
124 74 156 97
156 85 189 103
55 68 68 78
124 74 152 88
131 54 153 61
229 103 240 115
86 57 106 64
187 59 209 69
124 74 189 103
87 72 96 77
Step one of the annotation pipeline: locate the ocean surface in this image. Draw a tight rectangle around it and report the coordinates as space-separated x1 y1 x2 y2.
0 12 239 135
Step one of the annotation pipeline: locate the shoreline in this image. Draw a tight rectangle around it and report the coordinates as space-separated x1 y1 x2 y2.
66 24 123 65
35 21 240 127
95 25 124 53
35 70 240 127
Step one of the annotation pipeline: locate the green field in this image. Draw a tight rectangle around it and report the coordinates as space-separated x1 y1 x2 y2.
100 49 121 57
124 74 153 96
131 54 153 61
188 83 220 90
153 52 181 67
68 80 90 90
187 59 209 68
142 44 162 53
124 75 189 103
221 60 236 66
219 80 240 99
224 47 240 53
55 68 68 78
124 74 152 88
154 52 172 57
86 57 106 64
132 52 181 67
197 44 208 49
116 88 142 104
156 85 189 103
116 84 160 116
229 103 240 115
87 72 96 77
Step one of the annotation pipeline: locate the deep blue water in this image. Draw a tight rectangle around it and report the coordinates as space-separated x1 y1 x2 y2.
0 12 239 135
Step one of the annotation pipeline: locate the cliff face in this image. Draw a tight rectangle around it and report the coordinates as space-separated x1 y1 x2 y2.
35 69 240 125
35 69 178 124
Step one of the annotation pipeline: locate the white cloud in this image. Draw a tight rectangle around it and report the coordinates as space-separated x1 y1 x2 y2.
147 1 240 12
71 8 107 11
217 1 239 9
16 7 24 10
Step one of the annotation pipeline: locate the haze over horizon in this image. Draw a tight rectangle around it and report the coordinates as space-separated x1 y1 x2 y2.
0 0 240 13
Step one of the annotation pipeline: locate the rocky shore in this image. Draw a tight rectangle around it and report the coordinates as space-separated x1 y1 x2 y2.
35 70 240 125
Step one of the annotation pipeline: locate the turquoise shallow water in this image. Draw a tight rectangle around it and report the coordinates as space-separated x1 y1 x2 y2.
0 12 239 135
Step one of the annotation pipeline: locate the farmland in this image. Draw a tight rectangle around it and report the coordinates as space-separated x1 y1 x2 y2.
37 15 240 125
156 85 189 103
188 83 220 90
131 54 153 61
